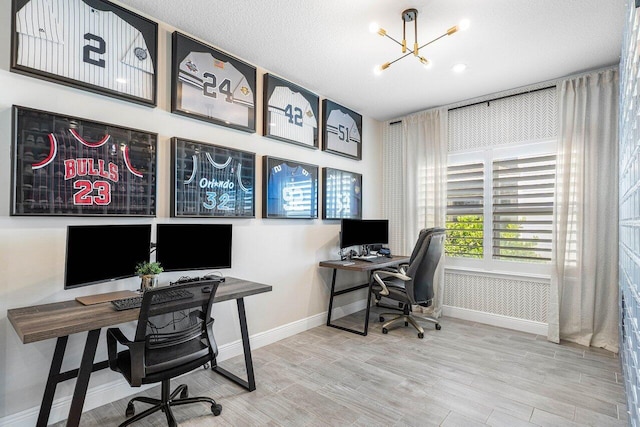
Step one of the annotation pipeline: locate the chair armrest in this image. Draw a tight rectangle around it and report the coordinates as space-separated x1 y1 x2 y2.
106 328 131 371
398 263 409 275
372 270 411 296
106 328 146 386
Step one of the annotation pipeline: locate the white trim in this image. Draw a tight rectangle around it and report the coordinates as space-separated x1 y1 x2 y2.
444 266 551 283
0 300 367 427
443 305 549 336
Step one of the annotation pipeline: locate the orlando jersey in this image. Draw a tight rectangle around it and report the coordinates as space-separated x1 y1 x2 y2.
29 128 147 213
325 109 361 157
180 151 253 216
178 51 254 126
267 86 317 146
15 0 155 99
267 162 317 218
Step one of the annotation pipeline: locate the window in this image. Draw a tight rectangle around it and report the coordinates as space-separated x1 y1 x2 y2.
446 141 556 273
446 161 484 258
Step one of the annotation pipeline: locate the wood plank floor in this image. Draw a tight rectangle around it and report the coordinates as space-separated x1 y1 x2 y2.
52 307 628 426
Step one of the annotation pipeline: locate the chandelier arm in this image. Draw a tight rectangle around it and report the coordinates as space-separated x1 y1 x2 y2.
417 32 449 51
384 34 405 48
387 50 415 67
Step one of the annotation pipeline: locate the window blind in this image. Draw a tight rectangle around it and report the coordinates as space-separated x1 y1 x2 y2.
446 162 484 258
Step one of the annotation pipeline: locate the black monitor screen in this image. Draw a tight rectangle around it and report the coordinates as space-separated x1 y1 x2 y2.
65 225 152 289
340 219 389 248
155 224 232 272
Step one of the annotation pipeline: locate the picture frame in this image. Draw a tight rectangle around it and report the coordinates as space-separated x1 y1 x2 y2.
171 32 257 133
171 138 256 218
263 74 319 149
322 168 362 220
11 0 158 106
263 156 318 219
12 106 157 216
322 99 363 160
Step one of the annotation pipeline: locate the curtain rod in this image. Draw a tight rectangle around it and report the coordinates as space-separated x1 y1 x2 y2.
447 86 555 112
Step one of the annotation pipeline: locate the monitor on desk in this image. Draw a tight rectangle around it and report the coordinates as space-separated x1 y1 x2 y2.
64 224 152 289
155 224 232 272
340 219 389 249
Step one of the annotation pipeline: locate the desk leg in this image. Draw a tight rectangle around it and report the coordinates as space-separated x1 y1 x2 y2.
36 336 68 427
212 298 256 391
67 328 101 427
326 268 338 326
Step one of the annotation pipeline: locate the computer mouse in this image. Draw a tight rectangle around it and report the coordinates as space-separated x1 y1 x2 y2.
201 287 211 293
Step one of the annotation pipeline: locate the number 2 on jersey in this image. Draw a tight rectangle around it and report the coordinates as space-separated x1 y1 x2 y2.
83 33 106 68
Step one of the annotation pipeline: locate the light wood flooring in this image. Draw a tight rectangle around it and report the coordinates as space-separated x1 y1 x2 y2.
53 307 628 426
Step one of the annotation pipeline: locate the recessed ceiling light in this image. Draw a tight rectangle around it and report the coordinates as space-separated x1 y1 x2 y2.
452 63 467 73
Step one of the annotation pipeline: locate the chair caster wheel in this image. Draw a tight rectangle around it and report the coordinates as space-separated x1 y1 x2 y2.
418 332 424 339
382 328 388 334
126 402 135 417
379 316 385 322
203 363 210 369
405 321 409 327
435 324 442 330
211 403 222 416
180 387 189 399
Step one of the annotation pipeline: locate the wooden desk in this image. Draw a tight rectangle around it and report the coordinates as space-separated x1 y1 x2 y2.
319 256 409 336
7 277 272 427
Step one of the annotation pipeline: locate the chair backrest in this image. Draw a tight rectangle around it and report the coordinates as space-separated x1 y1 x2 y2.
408 228 431 265
405 228 446 306
133 281 219 375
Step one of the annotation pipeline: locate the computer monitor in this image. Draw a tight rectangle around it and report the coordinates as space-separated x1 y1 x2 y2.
64 224 152 289
155 224 232 272
340 219 389 249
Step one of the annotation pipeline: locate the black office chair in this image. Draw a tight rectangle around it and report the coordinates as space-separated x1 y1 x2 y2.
107 282 222 427
371 228 446 338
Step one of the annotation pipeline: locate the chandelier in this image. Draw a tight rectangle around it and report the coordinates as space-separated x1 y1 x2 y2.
370 8 469 73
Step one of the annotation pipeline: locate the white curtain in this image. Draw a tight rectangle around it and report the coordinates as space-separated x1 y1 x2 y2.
397 108 448 316
549 69 619 352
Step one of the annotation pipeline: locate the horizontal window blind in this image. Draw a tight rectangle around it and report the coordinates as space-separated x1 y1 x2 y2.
492 154 556 262
446 162 484 258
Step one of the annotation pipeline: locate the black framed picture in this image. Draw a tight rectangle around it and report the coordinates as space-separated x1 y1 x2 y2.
171 32 256 133
322 99 363 160
10 0 158 106
263 156 318 219
322 168 362 220
12 106 157 216
171 138 255 218
263 74 319 149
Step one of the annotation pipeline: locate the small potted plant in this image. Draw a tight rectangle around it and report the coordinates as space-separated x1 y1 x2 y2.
135 261 163 291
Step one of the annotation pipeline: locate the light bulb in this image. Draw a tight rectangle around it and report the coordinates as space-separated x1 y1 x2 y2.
373 65 383 76
458 19 470 31
369 22 380 33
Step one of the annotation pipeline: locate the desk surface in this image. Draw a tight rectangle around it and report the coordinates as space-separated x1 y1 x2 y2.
319 255 409 272
8 277 272 344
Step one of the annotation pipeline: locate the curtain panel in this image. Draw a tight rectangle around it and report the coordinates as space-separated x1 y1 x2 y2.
549 69 619 351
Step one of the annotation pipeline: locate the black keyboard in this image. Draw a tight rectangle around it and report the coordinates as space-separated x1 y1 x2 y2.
111 289 194 311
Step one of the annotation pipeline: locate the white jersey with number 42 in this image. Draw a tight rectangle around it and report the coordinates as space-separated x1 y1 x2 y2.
16 0 155 99
268 86 317 146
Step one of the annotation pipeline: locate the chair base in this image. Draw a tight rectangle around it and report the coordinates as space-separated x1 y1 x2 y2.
120 380 221 427
379 312 441 339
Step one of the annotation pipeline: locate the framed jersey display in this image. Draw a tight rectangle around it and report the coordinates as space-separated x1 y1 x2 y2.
171 138 255 218
263 74 319 149
172 32 256 133
263 156 318 219
11 106 157 216
11 0 158 106
322 168 362 220
322 99 363 160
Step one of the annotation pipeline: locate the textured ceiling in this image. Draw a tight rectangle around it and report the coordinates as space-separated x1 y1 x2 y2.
118 0 625 121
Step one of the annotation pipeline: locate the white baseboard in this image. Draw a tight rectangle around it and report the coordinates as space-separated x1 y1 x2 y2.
443 305 549 336
0 300 366 427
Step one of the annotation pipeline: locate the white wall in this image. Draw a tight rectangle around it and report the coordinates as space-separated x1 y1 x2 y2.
0 0 383 422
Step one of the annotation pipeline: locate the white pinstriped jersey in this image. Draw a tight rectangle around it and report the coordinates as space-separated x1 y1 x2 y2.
267 87 316 145
15 0 155 99
178 51 254 127
325 110 361 157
